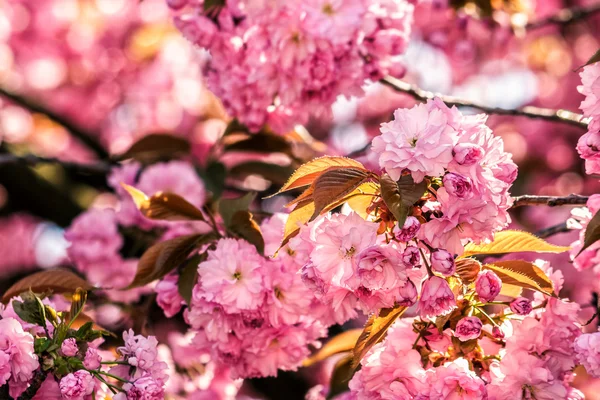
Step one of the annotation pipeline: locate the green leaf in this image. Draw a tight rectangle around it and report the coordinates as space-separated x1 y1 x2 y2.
379 174 427 227
178 253 204 305
218 192 256 227
577 209 600 256
34 337 51 354
12 292 47 327
116 133 190 163
200 162 227 199
229 162 294 186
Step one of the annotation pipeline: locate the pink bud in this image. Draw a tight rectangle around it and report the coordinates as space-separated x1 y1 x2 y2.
453 143 484 165
83 348 102 370
475 270 502 303
492 326 505 339
396 216 420 242
61 338 78 357
443 173 473 199
430 249 455 276
510 297 533 316
455 317 482 341
402 246 420 268
418 276 456 319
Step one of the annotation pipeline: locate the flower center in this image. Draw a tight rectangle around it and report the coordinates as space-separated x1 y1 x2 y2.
322 3 335 15
344 246 356 258
233 271 242 280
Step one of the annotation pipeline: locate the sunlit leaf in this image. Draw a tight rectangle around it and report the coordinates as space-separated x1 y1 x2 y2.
279 199 315 252
12 292 47 327
268 156 366 197
117 134 190 163
303 329 362 367
483 260 555 297
346 182 379 219
310 167 371 220
462 230 570 258
2 268 92 303
122 184 206 222
218 192 256 227
128 233 216 288
455 258 482 284
328 354 354 399
577 209 600 256
67 288 88 326
350 305 408 371
230 210 265 254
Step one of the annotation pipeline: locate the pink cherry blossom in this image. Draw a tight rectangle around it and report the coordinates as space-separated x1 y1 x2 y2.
574 331 600 377
0 317 39 388
455 317 483 342
475 270 502 303
418 276 456 319
155 274 184 318
510 297 533 316
426 358 487 399
59 370 94 400
430 249 455 276
395 216 420 242
60 338 78 357
83 347 102 370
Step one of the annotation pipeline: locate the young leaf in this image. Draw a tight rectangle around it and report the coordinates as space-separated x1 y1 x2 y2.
576 48 600 71
223 131 293 157
178 254 204 305
117 133 190 163
268 156 366 197
67 288 88 326
483 260 555 297
310 167 371 220
455 258 482 284
229 162 294 186
576 209 600 256
379 174 427 227
461 230 570 258
346 182 379 219
303 329 362 367
350 305 408 371
2 268 92 303
230 210 265 254
128 233 216 288
219 192 256 227
200 162 227 199
122 184 206 222
328 354 354 399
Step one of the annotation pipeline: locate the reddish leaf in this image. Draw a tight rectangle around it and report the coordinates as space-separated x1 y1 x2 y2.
122 184 206 222
2 268 92 303
117 134 190 163
230 210 265 254
310 167 371 220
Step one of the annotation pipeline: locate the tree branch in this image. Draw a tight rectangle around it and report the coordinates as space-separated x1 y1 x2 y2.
17 369 47 400
525 3 600 30
0 87 109 159
511 194 589 208
535 221 572 239
380 76 588 129
0 154 111 175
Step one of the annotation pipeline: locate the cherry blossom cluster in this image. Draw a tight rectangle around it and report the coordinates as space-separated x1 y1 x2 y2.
185 215 331 378
346 261 586 400
577 62 600 175
372 98 517 255
0 292 168 399
167 0 414 133
569 195 600 274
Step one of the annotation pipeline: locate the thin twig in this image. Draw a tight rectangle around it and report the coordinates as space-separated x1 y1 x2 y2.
0 87 108 158
535 221 572 239
511 194 589 208
0 153 111 175
525 3 600 30
380 76 588 129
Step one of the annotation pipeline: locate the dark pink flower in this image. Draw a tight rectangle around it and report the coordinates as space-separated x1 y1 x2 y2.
454 317 482 341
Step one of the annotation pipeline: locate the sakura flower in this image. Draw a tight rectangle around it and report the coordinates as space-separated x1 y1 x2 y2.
418 276 456 319
198 238 267 313
60 338 78 357
574 331 600 377
114 375 165 400
395 216 420 242
372 98 458 182
430 249 455 276
59 370 94 400
155 274 184 318
443 172 474 199
0 317 39 387
426 358 487 399
83 347 102 370
475 270 502 303
510 297 533 316
402 246 420 268
578 62 600 120
455 317 483 342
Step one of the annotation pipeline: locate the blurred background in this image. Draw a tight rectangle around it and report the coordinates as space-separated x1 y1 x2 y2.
2 0 600 397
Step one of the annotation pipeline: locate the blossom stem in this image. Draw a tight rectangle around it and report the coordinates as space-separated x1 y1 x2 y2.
380 76 587 129
412 322 430 349
0 86 108 158
511 194 589 208
95 370 131 383
92 373 122 394
473 306 499 328
100 361 130 365
418 247 433 276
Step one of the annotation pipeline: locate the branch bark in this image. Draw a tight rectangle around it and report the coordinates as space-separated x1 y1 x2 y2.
0 154 111 175
380 76 588 129
535 221 572 239
525 3 600 30
17 369 47 400
511 194 589 208
0 87 108 159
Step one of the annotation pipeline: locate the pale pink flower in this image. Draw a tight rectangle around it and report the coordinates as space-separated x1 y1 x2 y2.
510 297 532 316
372 98 459 182
117 329 168 383
418 276 456 319
83 347 101 370
395 216 420 242
198 238 267 313
430 249 455 276
426 358 487 399
578 62 600 119
59 370 94 400
0 317 39 387
113 375 165 400
452 143 484 166
455 317 483 342
60 338 78 357
155 274 184 318
576 129 600 175
302 0 367 44
574 331 600 377
443 172 473 199
475 270 502 303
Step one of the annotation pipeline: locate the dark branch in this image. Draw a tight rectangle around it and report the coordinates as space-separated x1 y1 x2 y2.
511 194 589 208
380 76 588 129
526 3 600 30
0 154 111 175
17 369 47 400
535 222 572 239
0 87 108 159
